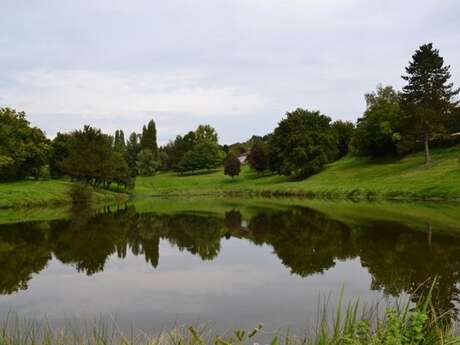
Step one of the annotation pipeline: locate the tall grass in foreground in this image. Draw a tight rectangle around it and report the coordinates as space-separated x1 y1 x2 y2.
1 288 458 345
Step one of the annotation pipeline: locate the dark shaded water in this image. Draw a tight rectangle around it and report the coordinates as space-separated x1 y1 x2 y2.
1 199 460 335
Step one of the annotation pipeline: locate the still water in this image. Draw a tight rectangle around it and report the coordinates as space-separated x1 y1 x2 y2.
0 198 460 335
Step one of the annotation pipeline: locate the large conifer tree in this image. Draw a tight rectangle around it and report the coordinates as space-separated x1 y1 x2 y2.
402 43 459 164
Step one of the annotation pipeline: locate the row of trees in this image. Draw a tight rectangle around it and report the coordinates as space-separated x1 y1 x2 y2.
238 43 459 178
1 43 459 183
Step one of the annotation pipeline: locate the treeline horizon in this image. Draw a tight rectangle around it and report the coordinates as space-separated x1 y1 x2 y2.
1 42 459 186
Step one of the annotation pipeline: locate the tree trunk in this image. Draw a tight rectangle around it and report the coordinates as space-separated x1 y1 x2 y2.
424 133 432 165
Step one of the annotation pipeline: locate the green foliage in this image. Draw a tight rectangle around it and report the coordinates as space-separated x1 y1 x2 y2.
268 108 338 177
248 140 269 173
163 131 197 171
351 85 406 157
179 141 222 173
0 107 50 181
224 154 241 178
402 43 460 164
332 120 355 158
161 125 222 174
140 119 159 158
195 124 218 144
60 126 132 189
126 132 141 176
49 132 73 178
113 129 126 152
137 149 160 176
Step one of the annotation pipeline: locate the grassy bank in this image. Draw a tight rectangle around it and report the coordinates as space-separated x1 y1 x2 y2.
135 145 460 200
0 179 128 209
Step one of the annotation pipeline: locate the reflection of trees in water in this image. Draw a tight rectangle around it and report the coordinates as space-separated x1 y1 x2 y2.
1 204 460 319
0 222 51 294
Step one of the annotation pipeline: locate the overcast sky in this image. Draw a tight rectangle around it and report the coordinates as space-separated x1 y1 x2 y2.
1 0 459 144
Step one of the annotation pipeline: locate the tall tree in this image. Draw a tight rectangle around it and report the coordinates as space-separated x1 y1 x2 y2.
113 130 126 152
402 43 459 165
140 119 158 157
331 120 355 159
49 132 72 178
126 132 141 176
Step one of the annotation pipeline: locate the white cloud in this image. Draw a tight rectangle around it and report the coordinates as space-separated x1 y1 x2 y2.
2 69 267 119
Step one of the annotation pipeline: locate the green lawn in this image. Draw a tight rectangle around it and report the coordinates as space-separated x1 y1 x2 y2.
0 179 127 209
135 145 460 200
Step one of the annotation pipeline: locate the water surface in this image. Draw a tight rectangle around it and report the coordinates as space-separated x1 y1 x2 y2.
1 198 460 335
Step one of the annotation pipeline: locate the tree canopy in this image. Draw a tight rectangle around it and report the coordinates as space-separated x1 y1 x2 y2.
0 108 50 181
268 108 338 177
351 85 404 157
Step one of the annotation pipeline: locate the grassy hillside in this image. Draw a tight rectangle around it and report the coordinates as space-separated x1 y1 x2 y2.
0 179 128 209
135 145 460 200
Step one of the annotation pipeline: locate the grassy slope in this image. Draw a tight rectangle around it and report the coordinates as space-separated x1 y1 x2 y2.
0 179 128 209
135 145 460 200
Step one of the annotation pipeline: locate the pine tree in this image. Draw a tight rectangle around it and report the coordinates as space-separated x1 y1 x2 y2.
402 43 459 165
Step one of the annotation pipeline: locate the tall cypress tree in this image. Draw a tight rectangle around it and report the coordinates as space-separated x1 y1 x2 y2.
401 43 459 165
140 119 158 158
114 129 126 152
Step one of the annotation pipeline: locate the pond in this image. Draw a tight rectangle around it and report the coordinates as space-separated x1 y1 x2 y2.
1 198 460 337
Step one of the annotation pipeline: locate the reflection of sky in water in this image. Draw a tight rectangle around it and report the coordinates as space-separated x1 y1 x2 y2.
0 238 384 334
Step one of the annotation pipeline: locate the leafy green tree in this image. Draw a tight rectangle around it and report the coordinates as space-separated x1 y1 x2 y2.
331 120 355 158
0 107 50 181
110 151 132 188
126 132 141 176
195 124 218 144
224 153 241 179
350 85 404 157
401 43 460 164
140 119 158 158
268 108 338 177
179 141 222 173
137 149 159 176
61 126 113 184
162 131 196 171
248 141 268 173
59 125 131 188
113 129 126 152
49 132 72 178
